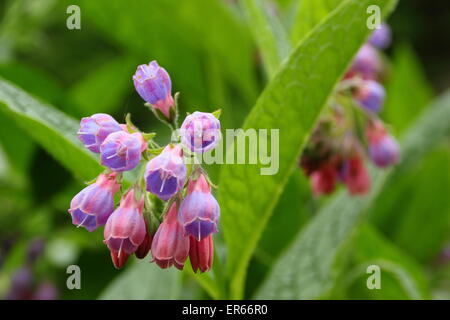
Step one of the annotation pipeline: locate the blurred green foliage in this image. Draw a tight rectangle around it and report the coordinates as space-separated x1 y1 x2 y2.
0 0 449 300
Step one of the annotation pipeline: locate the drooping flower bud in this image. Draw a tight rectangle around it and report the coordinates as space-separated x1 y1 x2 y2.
100 131 146 172
347 44 382 80
354 80 385 113
180 112 221 153
104 189 146 269
145 144 186 201
110 250 129 269
151 203 190 270
369 23 391 49
68 172 120 232
310 164 337 196
189 235 213 273
369 134 400 168
366 120 399 168
178 174 220 241
340 155 371 195
135 231 153 259
133 61 174 119
77 113 122 153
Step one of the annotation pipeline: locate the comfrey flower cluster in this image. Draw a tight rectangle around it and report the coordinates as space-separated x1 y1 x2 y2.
69 61 221 272
300 23 400 196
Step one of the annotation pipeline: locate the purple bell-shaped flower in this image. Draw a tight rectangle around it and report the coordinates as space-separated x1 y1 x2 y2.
145 144 186 201
178 174 220 241
180 112 221 153
100 131 146 172
133 61 174 119
68 172 120 232
77 113 122 153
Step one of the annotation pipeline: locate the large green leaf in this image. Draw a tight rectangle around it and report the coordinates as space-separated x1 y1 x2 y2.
255 90 450 299
0 77 101 181
383 43 433 133
245 170 312 297
342 224 430 299
69 55 138 117
241 0 290 77
98 258 224 300
290 0 344 44
99 261 181 300
389 149 449 263
73 0 257 109
370 148 450 263
219 0 398 299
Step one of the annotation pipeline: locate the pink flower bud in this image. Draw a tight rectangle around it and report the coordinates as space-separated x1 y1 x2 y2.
110 249 129 269
189 235 213 273
151 203 189 270
340 155 371 195
135 231 153 259
104 189 146 268
310 164 337 196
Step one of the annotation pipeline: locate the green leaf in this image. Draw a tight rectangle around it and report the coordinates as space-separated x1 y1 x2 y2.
241 0 290 77
0 77 102 181
99 261 181 299
0 62 68 108
390 149 450 262
290 0 344 44
383 43 434 133
69 55 138 116
238 3 305 293
245 170 312 297
219 0 398 299
255 89 450 299
256 170 312 260
183 259 225 300
0 62 78 174
74 0 257 108
370 148 450 263
343 224 430 299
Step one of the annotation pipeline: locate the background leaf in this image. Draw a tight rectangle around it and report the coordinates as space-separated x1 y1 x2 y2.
244 170 312 297
255 90 450 299
68 55 138 117
72 0 258 113
290 0 344 44
256 169 390 299
241 0 290 77
219 0 398 299
0 77 101 181
370 148 450 263
99 261 181 300
340 224 430 299
383 43 434 133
